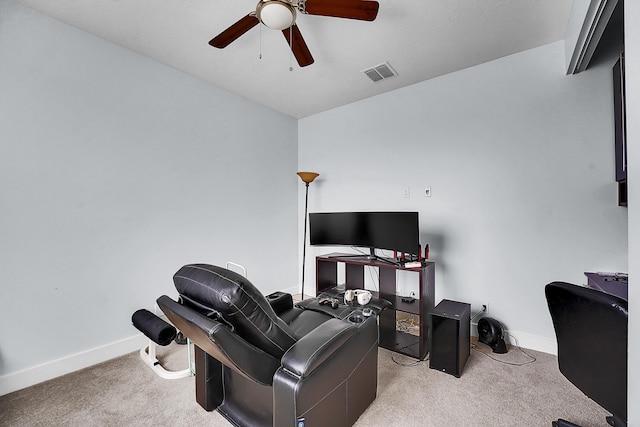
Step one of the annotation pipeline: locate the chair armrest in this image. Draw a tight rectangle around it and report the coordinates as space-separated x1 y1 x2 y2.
273 316 379 426
280 319 357 378
157 295 280 386
265 291 294 315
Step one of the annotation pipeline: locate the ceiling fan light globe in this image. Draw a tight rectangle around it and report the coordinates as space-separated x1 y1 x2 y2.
257 1 296 30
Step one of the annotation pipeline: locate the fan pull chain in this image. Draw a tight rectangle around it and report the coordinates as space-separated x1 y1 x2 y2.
289 25 293 72
259 24 263 60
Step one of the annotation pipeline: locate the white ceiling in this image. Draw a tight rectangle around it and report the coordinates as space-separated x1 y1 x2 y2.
17 0 574 119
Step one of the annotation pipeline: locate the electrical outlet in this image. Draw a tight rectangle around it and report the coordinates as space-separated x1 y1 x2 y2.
424 186 432 197
481 303 489 315
402 187 411 198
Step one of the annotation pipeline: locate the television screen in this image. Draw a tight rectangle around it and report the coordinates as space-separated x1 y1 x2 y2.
309 211 419 255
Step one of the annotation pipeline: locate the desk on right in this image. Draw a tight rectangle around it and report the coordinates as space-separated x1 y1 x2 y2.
584 272 628 301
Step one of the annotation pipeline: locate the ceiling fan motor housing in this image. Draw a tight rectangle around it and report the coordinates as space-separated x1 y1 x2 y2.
256 0 296 30
478 317 508 354
210 0 379 67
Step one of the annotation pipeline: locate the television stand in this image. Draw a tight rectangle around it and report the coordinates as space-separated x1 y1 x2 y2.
315 253 435 360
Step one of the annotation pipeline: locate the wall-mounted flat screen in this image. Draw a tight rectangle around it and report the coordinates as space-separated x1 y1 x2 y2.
309 211 419 255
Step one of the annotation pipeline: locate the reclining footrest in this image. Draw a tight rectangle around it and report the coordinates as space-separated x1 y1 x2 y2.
132 309 177 346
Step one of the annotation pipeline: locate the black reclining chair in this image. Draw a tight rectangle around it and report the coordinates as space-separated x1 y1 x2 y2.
157 264 379 427
545 281 627 427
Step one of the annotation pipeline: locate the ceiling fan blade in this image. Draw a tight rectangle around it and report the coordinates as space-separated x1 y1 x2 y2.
303 0 379 21
209 14 259 48
282 25 314 67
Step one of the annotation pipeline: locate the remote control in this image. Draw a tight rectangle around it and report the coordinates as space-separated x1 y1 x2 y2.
319 297 339 309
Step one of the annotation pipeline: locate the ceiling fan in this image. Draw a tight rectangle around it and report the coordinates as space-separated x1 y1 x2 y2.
209 0 380 67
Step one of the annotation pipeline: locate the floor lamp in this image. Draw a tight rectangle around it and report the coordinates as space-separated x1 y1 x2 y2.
297 171 319 300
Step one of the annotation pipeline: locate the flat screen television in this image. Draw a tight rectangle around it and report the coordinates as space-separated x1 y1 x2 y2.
309 211 419 257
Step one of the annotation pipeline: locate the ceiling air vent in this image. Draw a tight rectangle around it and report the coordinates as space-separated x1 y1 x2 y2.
362 62 397 82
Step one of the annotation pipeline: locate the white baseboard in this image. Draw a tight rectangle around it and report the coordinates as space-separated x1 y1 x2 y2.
504 329 557 355
0 334 148 396
1 288 301 397
1 318 557 397
471 322 557 355
282 285 302 296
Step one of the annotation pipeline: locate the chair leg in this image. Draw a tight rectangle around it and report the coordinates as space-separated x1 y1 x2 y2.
552 419 582 427
606 415 627 427
194 346 223 411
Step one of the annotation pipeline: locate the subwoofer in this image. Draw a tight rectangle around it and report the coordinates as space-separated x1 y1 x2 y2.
429 299 470 377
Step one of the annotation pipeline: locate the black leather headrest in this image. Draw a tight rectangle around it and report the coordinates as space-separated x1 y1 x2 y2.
173 264 297 358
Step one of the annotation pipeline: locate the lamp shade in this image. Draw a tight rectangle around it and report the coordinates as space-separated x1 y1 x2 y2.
297 172 319 184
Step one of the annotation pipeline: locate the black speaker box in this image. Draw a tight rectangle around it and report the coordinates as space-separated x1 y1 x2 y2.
429 299 470 377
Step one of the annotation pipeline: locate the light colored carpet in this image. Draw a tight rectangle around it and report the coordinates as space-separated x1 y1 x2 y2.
0 341 609 426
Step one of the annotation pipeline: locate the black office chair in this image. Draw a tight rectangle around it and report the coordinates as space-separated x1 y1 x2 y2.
545 281 627 427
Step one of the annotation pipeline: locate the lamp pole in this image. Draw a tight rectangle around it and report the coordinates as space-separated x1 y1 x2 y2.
297 172 319 300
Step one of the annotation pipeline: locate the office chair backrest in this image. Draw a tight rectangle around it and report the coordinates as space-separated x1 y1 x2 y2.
173 264 298 358
545 281 627 422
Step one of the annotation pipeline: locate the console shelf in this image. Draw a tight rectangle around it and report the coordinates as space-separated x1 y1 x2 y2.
316 253 435 360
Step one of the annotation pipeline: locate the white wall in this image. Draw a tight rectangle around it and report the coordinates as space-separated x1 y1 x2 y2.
1 0 635 409
0 1 298 394
624 3 638 425
299 40 628 353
